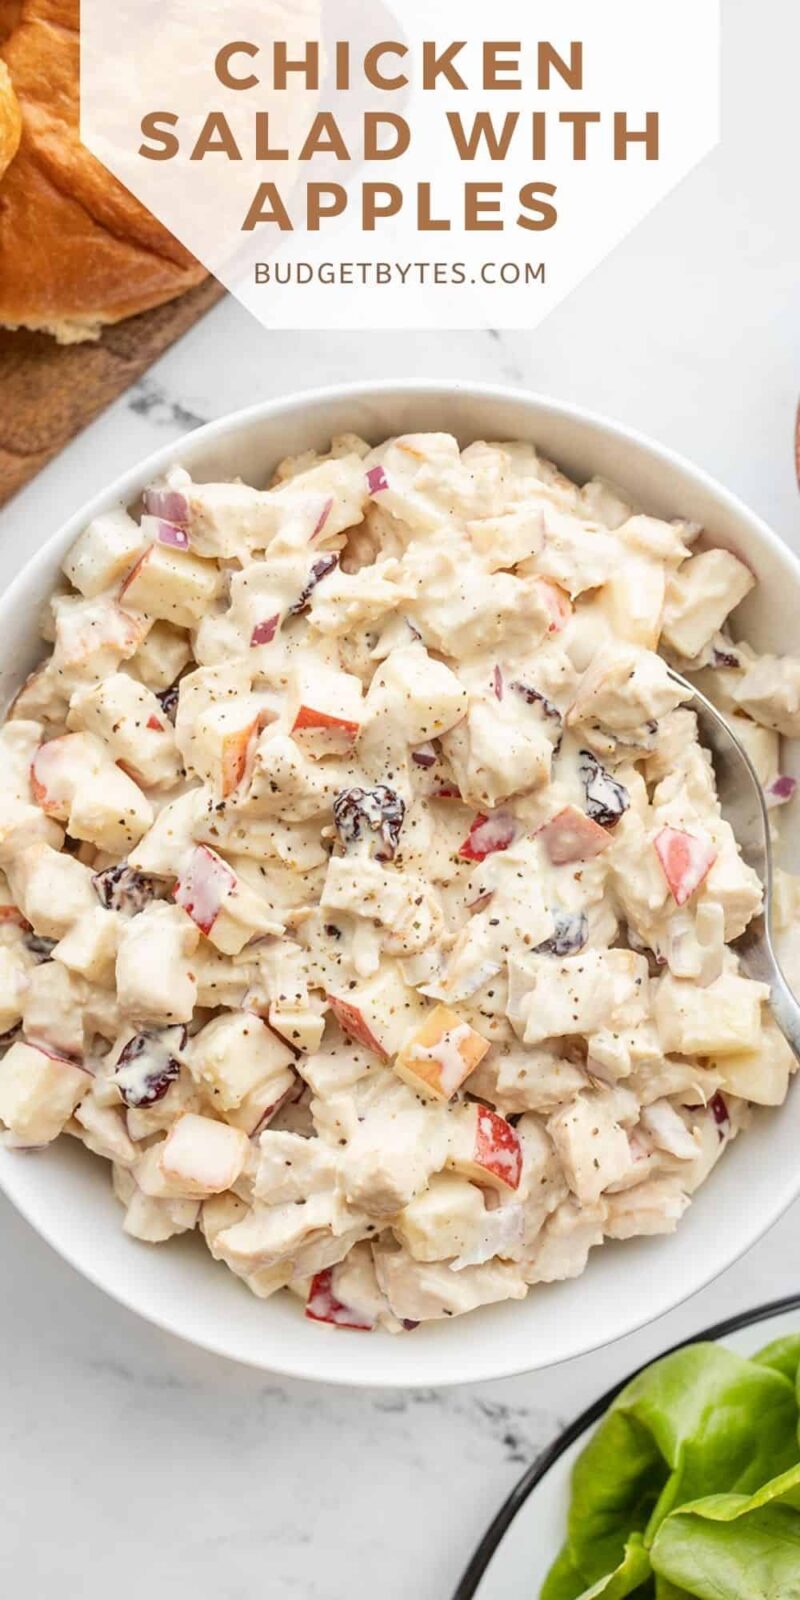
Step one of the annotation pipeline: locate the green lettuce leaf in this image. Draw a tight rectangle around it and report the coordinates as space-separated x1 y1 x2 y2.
650 1465 800 1599
541 1341 799 1597
540 1536 652 1600
754 1333 800 1390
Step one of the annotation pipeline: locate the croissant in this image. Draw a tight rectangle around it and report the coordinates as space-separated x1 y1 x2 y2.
0 0 205 342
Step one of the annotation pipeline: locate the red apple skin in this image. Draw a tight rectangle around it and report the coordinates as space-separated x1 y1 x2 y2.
474 1106 522 1192
538 806 611 865
174 846 234 935
654 826 717 907
221 719 259 799
292 706 360 745
459 812 515 863
326 993 388 1059
119 547 151 601
305 1268 374 1330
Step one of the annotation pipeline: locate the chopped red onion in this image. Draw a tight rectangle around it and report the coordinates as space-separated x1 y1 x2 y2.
493 664 504 701
311 497 334 542
412 742 437 768
250 615 280 647
155 520 190 551
766 776 797 809
366 465 389 495
144 488 189 525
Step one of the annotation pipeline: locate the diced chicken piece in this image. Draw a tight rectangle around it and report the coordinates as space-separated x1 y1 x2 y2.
155 1113 249 1199
288 664 363 756
363 643 467 744
394 1003 490 1102
441 700 551 808
466 506 544 570
23 960 89 1058
604 1176 690 1240
321 856 440 962
447 1102 522 1192
0 1040 88 1144
709 1015 796 1106
568 643 686 736
0 943 33 1034
547 1091 634 1204
327 962 428 1060
62 509 147 597
73 1097 137 1166
374 1244 527 1322
732 654 800 738
215 1190 358 1273
186 1011 295 1111
727 715 779 787
661 549 755 661
522 1197 607 1284
254 1130 338 1204
127 788 202 876
469 1045 587 1115
67 674 181 790
0 722 63 861
116 903 199 1025
639 1100 700 1160
339 1078 451 1216
128 620 192 693
174 846 283 955
654 970 768 1056
120 541 223 628
509 950 650 1046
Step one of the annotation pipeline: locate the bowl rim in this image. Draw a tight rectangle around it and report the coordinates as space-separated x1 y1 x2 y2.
452 1291 800 1600
2 377 800 1387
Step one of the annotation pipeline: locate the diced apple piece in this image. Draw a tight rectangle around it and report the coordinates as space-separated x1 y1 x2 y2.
122 1189 199 1244
396 1174 488 1263
0 1040 88 1145
128 619 192 693
0 945 32 1033
186 1012 295 1111
67 674 181 790
31 732 153 853
654 826 717 907
534 578 573 633
459 811 515 862
6 843 96 940
120 542 222 628
174 845 283 955
654 970 768 1057
31 733 98 818
158 1113 249 1198
710 1016 796 1106
394 1003 490 1102
327 963 427 1060
62 509 147 598
447 1103 523 1192
662 549 755 661
538 806 611 865
288 665 363 757
305 1267 375 1330
52 907 120 984
601 553 665 650
189 697 263 797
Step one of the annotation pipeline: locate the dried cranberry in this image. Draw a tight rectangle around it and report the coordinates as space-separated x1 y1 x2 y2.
93 864 165 915
578 750 630 828
288 554 339 616
333 786 406 861
536 911 589 957
114 1027 186 1108
24 933 57 963
709 1091 730 1132
156 683 180 723
710 645 741 670
509 682 562 723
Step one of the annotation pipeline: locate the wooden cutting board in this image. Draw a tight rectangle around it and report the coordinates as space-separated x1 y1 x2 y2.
0 279 226 509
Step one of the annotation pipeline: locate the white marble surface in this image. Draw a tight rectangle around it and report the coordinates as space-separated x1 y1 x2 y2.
2 4 800 1594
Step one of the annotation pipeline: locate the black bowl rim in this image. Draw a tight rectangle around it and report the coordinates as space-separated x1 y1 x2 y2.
452 1291 800 1600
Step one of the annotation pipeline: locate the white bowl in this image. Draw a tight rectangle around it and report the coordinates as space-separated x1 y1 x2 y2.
1 381 799 1388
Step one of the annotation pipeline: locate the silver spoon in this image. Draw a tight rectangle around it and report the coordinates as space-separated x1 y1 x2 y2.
667 669 800 1058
